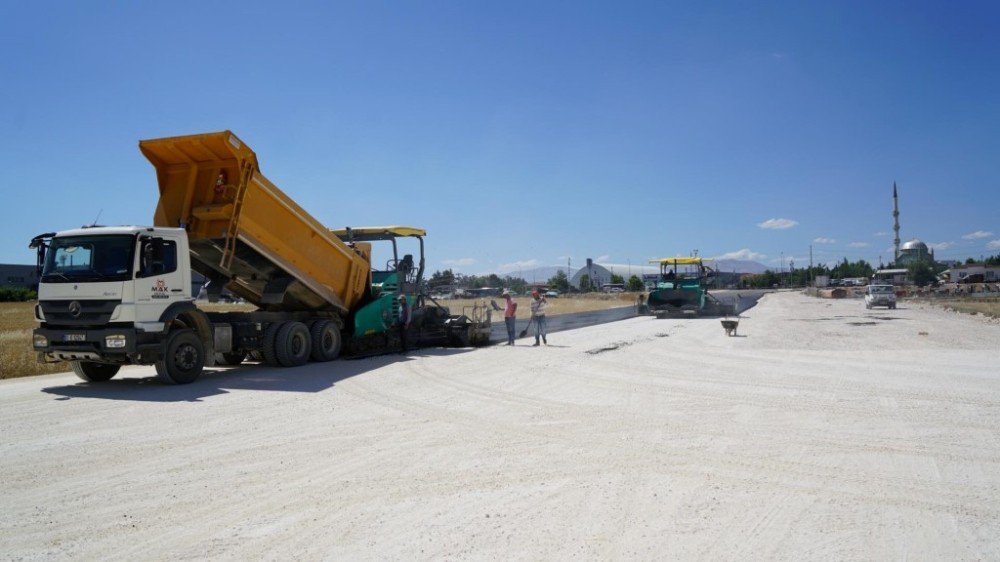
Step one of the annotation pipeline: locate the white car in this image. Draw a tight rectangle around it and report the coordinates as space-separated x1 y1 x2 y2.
865 285 897 309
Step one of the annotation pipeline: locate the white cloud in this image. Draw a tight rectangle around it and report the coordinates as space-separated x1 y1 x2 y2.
442 258 476 267
595 254 611 263
813 237 836 244
757 218 798 230
874 232 888 237
928 242 954 251
962 230 994 240
715 248 767 261
498 259 539 273
987 240 1000 250
847 242 870 248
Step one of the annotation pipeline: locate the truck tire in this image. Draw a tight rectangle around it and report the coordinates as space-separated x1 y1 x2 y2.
216 351 247 366
71 361 120 382
261 322 283 366
310 320 342 362
275 321 311 367
155 329 205 385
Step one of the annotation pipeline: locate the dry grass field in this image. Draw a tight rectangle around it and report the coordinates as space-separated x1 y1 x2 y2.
0 294 636 380
923 296 1000 319
0 302 67 380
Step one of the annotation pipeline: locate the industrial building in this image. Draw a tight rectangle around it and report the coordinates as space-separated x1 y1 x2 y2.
0 264 39 289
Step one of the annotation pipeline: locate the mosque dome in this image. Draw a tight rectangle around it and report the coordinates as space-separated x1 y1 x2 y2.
900 239 929 252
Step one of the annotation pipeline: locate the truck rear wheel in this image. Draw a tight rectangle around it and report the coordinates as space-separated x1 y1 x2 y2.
261 323 283 366
310 320 342 362
275 321 311 367
155 329 204 385
71 361 120 382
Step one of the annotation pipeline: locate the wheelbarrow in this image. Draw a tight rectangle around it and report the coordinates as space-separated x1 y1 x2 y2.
720 317 739 337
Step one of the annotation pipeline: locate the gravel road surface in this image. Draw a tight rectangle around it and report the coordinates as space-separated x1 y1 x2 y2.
2 291 998 560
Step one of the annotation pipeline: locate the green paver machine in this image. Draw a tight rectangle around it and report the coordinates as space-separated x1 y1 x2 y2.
646 257 734 318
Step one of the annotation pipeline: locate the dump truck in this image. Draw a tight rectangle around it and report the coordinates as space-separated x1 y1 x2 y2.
645 257 734 318
30 131 490 384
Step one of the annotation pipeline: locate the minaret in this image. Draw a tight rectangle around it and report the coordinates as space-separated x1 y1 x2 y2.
892 182 900 261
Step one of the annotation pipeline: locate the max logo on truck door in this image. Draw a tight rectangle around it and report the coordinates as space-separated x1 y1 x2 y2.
151 279 170 299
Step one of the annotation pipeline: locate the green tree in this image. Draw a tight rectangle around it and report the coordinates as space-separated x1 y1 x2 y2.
986 254 1000 266
829 258 874 280
744 270 780 288
504 276 528 294
610 273 624 285
428 269 455 289
907 259 943 287
626 275 645 292
966 257 977 265
547 270 570 293
578 274 593 292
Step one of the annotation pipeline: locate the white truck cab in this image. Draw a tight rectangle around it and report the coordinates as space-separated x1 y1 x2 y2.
31 226 210 383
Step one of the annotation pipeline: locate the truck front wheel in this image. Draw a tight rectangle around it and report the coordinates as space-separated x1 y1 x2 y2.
72 361 120 382
155 329 205 385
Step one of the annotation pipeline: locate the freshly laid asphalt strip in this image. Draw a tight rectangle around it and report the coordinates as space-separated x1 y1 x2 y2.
493 290 768 344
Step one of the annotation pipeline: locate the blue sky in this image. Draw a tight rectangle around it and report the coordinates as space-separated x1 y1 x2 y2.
2 1 998 274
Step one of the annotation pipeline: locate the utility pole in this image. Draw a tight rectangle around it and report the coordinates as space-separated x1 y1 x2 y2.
809 245 814 287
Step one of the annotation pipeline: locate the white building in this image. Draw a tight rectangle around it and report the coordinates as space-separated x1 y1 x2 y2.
947 264 1000 283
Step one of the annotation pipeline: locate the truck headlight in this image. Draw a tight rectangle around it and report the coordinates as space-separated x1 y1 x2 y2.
33 334 48 348
105 334 127 349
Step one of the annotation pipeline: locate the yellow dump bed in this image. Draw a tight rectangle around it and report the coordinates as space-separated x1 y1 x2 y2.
140 131 370 314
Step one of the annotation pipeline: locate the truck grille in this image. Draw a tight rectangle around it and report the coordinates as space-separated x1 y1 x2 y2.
40 300 121 327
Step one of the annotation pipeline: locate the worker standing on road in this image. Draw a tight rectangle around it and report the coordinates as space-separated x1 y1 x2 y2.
530 290 548 346
397 294 411 353
502 289 517 345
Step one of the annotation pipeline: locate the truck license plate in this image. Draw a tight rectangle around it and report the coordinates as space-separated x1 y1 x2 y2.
63 333 86 342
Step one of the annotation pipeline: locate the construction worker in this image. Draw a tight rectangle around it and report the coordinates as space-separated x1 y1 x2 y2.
502 289 517 345
397 294 411 353
530 290 548 346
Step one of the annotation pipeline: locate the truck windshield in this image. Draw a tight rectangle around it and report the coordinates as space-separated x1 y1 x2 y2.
42 235 136 283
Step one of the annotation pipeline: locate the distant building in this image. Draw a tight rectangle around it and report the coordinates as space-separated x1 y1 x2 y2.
896 239 935 266
872 268 908 285
0 264 39 289
890 184 939 269
570 259 664 290
946 264 1000 283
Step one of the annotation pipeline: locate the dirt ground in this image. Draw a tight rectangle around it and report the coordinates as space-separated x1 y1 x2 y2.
2 291 999 559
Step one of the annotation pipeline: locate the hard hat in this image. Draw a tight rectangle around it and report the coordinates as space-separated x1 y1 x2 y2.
398 294 407 301
502 289 510 296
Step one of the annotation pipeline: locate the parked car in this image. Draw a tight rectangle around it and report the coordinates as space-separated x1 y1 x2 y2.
544 290 560 298
865 284 897 309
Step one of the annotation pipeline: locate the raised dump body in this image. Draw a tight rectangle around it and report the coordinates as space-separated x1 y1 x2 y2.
141 131 370 314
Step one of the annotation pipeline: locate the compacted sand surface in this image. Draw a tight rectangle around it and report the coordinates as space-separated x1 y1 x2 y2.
2 291 999 560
